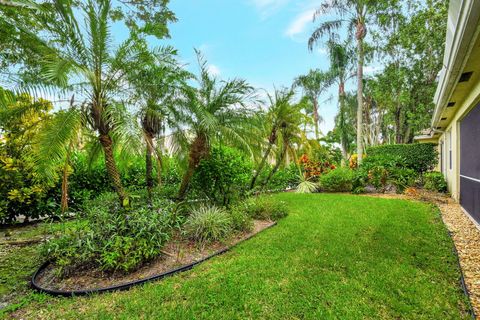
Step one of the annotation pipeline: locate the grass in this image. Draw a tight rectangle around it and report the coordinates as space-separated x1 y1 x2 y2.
3 194 471 319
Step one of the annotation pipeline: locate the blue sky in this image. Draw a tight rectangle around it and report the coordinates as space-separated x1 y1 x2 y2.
154 0 341 133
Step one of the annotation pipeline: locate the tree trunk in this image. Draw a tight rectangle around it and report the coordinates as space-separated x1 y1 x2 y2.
250 142 274 190
262 140 288 188
250 128 277 190
99 134 127 206
177 133 208 200
313 98 320 140
356 20 366 164
60 140 73 213
154 147 163 188
338 81 348 166
145 132 154 202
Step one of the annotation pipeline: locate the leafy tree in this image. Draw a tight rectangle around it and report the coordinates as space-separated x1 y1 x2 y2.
177 51 256 199
0 93 58 223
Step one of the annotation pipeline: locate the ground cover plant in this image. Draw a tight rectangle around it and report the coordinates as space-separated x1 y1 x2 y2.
6 194 471 319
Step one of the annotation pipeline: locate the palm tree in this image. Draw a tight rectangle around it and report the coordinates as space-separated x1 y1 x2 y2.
327 39 356 165
294 69 332 140
308 0 378 165
176 50 256 200
126 45 191 201
249 88 297 190
261 96 303 188
8 0 142 205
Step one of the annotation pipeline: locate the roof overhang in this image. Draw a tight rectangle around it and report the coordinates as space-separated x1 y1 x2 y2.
431 0 480 128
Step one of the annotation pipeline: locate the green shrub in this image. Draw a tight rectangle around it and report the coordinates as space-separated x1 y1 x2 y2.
423 172 448 192
191 146 252 206
229 207 254 232
390 168 417 193
319 168 354 192
366 143 437 173
358 154 418 193
184 205 233 245
241 196 288 221
264 163 299 191
42 192 174 274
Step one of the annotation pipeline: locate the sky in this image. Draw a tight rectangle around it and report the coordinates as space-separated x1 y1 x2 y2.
151 0 339 133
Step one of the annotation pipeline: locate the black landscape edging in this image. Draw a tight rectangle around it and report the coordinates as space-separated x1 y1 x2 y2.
448 230 476 320
31 222 277 297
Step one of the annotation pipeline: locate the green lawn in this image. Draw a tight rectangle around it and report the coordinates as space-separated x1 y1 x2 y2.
6 194 471 319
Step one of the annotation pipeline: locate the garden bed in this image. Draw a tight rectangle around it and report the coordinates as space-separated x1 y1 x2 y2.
33 220 275 293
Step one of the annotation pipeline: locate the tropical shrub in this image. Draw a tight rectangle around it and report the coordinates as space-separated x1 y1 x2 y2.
423 172 448 192
184 205 232 245
366 143 437 173
191 146 252 205
264 163 299 191
42 192 174 274
358 154 417 193
319 168 354 192
298 154 336 180
0 95 60 224
229 207 254 232
240 196 288 221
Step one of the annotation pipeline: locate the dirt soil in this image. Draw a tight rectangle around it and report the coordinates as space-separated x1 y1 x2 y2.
35 220 275 292
366 189 480 318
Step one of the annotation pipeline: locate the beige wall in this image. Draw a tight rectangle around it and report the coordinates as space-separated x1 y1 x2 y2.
437 76 480 201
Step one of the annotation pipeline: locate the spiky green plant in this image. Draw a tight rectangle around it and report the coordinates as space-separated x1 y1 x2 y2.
176 50 257 199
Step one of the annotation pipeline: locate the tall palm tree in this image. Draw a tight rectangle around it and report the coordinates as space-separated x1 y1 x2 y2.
294 69 332 140
8 0 142 205
176 50 256 200
308 0 378 164
249 88 298 190
327 39 356 165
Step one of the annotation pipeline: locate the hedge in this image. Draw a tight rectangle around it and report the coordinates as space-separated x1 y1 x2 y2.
366 143 438 173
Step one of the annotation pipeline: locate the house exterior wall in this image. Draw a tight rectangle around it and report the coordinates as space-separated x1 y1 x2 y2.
436 76 480 201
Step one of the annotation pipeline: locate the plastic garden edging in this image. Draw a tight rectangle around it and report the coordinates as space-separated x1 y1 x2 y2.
31 222 277 297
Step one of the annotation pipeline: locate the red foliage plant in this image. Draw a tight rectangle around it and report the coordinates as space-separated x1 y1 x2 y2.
299 154 335 179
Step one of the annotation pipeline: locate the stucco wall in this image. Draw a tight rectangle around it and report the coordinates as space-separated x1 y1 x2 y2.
438 76 480 201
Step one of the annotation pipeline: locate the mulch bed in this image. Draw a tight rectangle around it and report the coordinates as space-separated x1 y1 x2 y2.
366 190 480 317
34 220 275 292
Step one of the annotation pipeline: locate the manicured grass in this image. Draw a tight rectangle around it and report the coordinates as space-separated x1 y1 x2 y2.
7 194 471 319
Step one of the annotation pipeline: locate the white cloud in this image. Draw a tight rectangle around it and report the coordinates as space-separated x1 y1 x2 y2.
249 0 290 19
207 64 221 76
285 8 316 37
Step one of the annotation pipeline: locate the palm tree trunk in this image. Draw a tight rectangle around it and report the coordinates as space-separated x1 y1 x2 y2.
313 98 320 140
154 147 163 188
60 140 74 213
177 133 208 200
145 132 154 202
99 134 127 205
356 20 366 164
262 140 288 188
338 81 348 167
250 141 274 190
